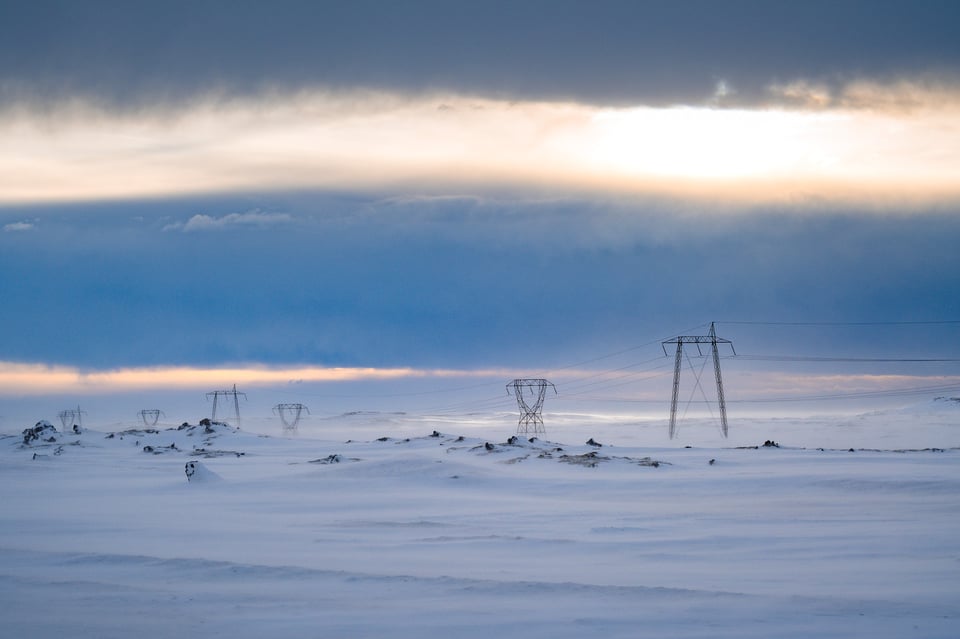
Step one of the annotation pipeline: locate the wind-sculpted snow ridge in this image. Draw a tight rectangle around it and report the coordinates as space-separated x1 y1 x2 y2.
377 431 670 469
1 546 957 639
9 421 672 470
8 419 266 460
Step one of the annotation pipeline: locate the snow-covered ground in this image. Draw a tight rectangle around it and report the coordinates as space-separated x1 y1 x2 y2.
2 399 959 638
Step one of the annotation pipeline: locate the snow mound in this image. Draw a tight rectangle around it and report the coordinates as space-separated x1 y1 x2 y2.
184 460 222 483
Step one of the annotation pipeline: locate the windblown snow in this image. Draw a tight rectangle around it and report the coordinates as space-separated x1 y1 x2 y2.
2 401 959 638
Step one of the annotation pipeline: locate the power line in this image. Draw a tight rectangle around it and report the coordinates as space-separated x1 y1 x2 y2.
735 355 960 363
539 323 710 376
720 320 960 327
556 382 960 405
732 383 960 403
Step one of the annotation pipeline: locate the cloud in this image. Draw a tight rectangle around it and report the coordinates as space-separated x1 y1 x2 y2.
163 210 294 232
2 83 959 207
3 221 34 232
0 361 523 395
838 78 960 114
768 77 960 113
768 80 833 109
2 2 957 109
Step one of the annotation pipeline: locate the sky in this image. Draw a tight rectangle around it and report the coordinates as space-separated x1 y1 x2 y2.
1 1 959 425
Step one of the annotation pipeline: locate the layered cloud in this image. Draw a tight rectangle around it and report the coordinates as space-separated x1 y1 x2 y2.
163 210 295 232
2 80 958 207
0 361 526 396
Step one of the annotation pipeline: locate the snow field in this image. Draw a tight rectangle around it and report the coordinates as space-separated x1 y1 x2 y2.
1 406 958 638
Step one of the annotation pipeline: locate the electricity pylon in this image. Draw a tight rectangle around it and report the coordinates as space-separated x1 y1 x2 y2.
206 384 246 427
138 409 165 427
57 409 76 431
273 403 309 431
662 322 735 438
58 405 86 431
507 379 556 435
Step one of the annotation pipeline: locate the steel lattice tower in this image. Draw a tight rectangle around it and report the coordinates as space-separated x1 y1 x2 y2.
58 405 86 431
206 384 247 427
273 403 310 431
57 409 76 431
507 379 556 435
138 409 165 427
662 323 735 438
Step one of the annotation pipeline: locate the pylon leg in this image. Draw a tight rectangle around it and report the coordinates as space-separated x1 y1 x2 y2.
711 336 728 438
669 341 683 438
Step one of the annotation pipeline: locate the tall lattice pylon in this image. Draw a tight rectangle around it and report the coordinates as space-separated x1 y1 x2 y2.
506 379 556 435
206 384 247 427
662 323 735 438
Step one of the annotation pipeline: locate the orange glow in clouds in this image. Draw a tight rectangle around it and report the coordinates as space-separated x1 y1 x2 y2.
0 362 521 395
1 82 958 205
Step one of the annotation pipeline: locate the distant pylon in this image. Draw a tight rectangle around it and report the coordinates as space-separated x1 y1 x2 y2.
662 322 735 438
273 403 309 432
206 384 247 427
506 379 557 435
138 409 165 427
57 409 76 431
58 405 86 431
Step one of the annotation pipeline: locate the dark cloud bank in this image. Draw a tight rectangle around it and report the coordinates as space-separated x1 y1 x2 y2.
2 0 958 106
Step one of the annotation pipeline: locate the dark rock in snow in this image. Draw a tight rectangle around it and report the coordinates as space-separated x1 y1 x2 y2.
22 421 58 445
586 438 602 447
430 430 441 438
762 440 780 448
506 436 519 445
484 442 495 451
560 451 604 467
709 458 716 465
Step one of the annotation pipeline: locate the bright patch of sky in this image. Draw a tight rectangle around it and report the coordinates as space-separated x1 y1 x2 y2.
2 83 958 205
